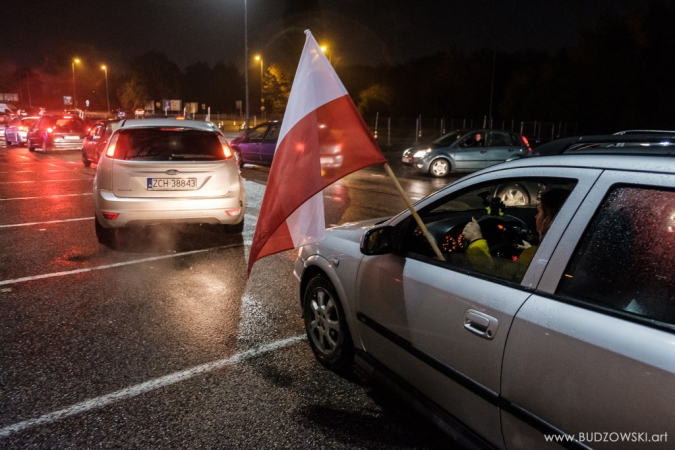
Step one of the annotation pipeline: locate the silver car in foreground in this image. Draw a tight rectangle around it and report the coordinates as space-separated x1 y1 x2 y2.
93 119 245 247
295 144 674 449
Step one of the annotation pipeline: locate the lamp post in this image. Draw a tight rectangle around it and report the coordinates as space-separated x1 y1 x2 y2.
72 58 80 108
255 55 263 117
101 65 110 116
244 0 250 128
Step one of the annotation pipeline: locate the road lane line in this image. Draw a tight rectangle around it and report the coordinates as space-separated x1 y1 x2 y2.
0 335 305 438
0 243 245 287
0 178 93 184
0 193 92 201
0 217 93 229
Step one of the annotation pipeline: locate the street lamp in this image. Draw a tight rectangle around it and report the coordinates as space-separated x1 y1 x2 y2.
72 58 80 108
320 45 331 63
255 55 263 116
101 65 110 115
244 0 250 128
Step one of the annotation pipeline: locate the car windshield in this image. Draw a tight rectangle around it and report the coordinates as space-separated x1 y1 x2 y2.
114 128 225 161
22 118 38 127
54 118 85 133
432 130 468 146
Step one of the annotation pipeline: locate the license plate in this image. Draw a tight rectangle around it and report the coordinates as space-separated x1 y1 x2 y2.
147 178 197 190
64 135 80 140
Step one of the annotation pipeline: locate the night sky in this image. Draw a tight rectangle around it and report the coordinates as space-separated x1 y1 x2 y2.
1 0 652 71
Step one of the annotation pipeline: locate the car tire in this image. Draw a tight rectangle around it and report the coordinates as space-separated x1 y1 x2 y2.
223 218 244 234
303 274 354 373
429 158 451 177
42 139 51 154
27 139 35 151
82 153 91 168
496 184 530 207
95 216 117 248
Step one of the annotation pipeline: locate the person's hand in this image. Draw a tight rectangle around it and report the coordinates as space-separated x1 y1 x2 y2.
462 217 483 243
517 240 532 250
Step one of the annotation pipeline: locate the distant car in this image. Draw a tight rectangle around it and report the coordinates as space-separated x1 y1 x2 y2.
527 132 675 157
295 142 675 449
402 129 531 177
26 115 87 152
134 108 145 116
4 116 39 146
229 121 281 168
93 118 246 247
81 119 121 167
0 105 17 142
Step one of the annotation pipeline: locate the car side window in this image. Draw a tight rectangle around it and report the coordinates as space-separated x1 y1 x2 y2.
557 186 675 326
267 124 280 141
402 178 576 284
487 132 510 147
247 125 268 141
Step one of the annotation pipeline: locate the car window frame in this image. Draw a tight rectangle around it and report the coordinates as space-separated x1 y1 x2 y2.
387 166 602 289
537 169 675 332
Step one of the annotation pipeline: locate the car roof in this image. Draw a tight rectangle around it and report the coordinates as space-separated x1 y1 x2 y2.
478 153 675 176
117 118 222 133
532 133 675 157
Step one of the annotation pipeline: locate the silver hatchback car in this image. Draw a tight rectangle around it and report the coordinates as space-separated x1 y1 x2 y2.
93 119 245 246
295 142 674 449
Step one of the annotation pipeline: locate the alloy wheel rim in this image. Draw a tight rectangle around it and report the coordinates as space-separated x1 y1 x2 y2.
308 288 340 355
432 160 448 176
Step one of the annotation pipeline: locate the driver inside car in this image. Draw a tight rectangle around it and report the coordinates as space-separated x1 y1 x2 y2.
461 188 570 278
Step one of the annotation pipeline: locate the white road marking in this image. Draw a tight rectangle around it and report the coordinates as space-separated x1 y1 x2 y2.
0 243 244 287
0 193 92 201
0 217 93 229
0 335 305 438
0 178 92 184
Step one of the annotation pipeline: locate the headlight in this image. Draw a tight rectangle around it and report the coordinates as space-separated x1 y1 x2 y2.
413 149 432 158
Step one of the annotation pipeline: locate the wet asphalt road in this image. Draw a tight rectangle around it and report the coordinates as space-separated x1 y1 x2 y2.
0 140 465 449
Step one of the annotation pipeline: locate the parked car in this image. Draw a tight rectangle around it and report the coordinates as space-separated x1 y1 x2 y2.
26 114 87 152
527 132 675 157
93 118 246 247
295 142 675 449
229 121 281 168
81 119 121 167
402 129 531 177
4 116 39 146
0 104 17 142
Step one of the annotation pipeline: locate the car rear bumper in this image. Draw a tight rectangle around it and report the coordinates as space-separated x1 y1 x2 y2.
48 139 85 150
94 189 245 228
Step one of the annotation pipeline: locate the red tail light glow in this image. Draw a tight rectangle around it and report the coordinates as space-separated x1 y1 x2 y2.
106 143 116 157
522 136 531 151
18 126 26 131
223 145 233 159
102 212 119 220
47 128 53 133
225 208 241 216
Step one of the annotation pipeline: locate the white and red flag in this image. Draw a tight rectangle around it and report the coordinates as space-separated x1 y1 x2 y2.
247 30 387 274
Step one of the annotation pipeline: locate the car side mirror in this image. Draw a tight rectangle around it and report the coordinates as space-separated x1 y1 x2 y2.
360 226 395 255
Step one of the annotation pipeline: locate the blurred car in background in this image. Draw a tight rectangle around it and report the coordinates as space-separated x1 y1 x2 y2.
81 119 121 167
26 114 88 153
402 129 531 177
229 121 280 168
4 116 39 146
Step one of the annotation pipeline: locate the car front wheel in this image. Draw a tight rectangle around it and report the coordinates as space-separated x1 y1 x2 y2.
429 158 451 177
303 274 354 373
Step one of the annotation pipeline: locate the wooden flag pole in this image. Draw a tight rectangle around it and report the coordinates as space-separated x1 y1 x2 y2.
383 163 445 261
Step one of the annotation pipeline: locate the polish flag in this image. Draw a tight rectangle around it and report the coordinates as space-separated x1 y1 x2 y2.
247 30 387 274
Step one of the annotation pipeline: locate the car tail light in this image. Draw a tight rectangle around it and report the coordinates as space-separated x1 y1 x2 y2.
18 126 26 131
105 133 120 158
225 208 241 216
102 212 119 220
47 127 53 133
522 136 531 151
223 145 233 159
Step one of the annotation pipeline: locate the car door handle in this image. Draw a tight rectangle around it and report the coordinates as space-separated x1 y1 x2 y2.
464 309 498 340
